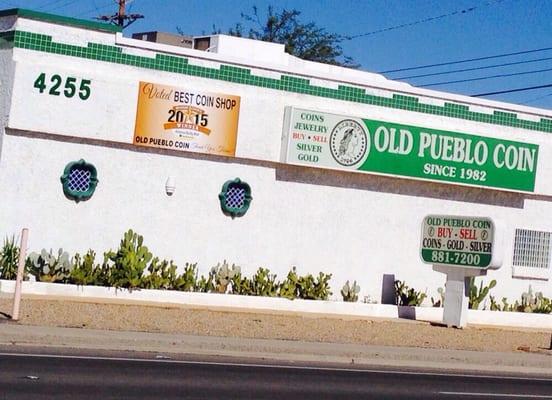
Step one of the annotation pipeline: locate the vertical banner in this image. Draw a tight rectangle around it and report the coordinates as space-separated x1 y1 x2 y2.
133 81 241 156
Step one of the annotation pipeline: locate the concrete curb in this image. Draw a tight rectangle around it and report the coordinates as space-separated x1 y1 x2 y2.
1 280 551 329
0 324 551 376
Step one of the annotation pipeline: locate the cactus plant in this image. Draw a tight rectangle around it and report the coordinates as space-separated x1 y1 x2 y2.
251 267 278 297
394 280 427 306
0 236 20 280
468 278 496 310
341 280 360 302
69 249 105 286
171 263 198 291
26 248 72 283
212 260 240 293
104 229 153 289
230 271 253 295
431 287 445 307
278 267 299 299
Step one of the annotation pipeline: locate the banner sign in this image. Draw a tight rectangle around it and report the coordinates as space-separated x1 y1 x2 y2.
282 107 539 192
420 215 494 268
134 82 241 156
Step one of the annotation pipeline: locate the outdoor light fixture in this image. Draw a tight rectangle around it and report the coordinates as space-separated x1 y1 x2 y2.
165 176 176 196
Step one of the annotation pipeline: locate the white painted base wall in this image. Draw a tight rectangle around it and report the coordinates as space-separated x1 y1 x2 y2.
1 280 550 330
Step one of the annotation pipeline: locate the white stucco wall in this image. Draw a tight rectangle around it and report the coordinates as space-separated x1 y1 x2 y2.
0 13 551 304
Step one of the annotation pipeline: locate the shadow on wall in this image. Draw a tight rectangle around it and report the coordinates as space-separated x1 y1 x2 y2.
275 164 526 209
7 128 528 209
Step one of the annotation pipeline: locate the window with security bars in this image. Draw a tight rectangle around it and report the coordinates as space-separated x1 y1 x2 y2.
512 229 551 280
219 178 252 219
60 159 98 202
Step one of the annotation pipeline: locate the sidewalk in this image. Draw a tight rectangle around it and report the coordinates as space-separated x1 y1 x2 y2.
0 323 551 376
0 295 550 375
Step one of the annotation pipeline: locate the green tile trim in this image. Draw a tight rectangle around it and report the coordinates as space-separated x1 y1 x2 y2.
0 8 120 33
11 29 552 133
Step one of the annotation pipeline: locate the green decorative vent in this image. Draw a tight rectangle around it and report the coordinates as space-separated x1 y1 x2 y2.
219 178 252 218
60 159 98 202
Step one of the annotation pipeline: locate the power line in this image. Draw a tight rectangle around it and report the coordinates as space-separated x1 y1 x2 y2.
347 0 504 40
419 65 552 87
396 56 552 80
472 83 552 97
380 46 552 74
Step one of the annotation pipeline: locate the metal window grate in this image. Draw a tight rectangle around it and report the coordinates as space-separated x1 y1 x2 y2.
224 186 245 209
67 168 91 193
512 229 551 270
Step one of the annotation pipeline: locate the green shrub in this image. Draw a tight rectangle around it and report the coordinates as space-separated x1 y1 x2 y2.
297 272 332 300
251 267 278 297
0 236 20 280
104 229 153 289
27 248 72 283
341 280 360 302
196 269 215 293
394 280 426 306
69 250 105 286
142 258 178 290
230 271 253 295
171 263 198 291
278 267 299 299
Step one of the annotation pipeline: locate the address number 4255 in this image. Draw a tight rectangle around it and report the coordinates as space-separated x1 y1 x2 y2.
33 73 91 100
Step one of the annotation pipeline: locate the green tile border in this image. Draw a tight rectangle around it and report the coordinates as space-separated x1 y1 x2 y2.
0 8 120 33
7 28 552 133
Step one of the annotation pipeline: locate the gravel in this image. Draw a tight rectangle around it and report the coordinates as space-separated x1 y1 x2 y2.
1 296 550 354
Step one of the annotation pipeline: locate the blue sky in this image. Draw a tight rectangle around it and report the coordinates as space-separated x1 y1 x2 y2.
3 0 552 109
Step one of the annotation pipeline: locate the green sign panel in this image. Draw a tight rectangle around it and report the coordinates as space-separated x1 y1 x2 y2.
420 215 494 268
283 107 539 192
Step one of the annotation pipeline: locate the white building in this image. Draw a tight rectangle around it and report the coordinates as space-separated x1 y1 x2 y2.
0 8 551 304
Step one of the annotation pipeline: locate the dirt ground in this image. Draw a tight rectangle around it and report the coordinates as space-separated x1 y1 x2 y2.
0 296 551 354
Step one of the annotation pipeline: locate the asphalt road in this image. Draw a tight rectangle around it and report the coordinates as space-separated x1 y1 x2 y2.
0 351 551 399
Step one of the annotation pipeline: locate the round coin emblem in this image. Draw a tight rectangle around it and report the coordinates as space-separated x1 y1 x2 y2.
329 119 368 167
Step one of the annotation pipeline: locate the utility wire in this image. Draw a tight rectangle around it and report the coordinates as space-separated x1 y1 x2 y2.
472 83 552 97
419 66 552 87
347 0 504 40
380 46 552 74
396 56 552 80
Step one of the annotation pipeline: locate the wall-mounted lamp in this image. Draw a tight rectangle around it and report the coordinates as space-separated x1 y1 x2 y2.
165 176 176 196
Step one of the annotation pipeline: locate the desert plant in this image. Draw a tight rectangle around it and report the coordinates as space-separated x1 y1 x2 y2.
212 260 240 293
518 286 552 314
297 272 332 300
394 280 427 306
142 258 178 290
0 236 20 280
230 271 253 295
69 250 105 286
196 268 216 293
468 278 496 310
104 229 152 289
278 267 299 299
26 248 72 283
431 287 445 307
171 262 198 291
251 267 278 297
341 280 360 302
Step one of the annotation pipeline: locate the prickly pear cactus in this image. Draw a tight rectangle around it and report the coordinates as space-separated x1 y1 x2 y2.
341 280 360 302
105 229 153 289
212 260 240 293
26 248 72 283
